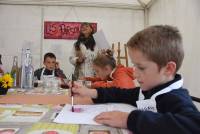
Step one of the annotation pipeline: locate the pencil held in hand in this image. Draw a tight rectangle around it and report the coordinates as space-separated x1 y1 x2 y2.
71 74 75 112
71 95 74 112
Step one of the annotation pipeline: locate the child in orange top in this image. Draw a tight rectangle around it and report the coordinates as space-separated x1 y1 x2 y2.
84 49 136 89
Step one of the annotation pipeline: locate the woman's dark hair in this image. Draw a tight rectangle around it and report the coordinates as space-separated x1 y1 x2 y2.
75 22 96 51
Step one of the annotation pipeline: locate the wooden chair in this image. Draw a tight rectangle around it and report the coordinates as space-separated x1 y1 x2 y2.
112 42 129 67
191 96 200 103
191 95 200 110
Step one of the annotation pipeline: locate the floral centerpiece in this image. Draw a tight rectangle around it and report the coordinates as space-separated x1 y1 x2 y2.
0 73 13 95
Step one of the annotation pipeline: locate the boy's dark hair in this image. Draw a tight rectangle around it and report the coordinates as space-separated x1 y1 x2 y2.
127 25 184 72
93 49 116 69
75 22 96 51
44 52 56 62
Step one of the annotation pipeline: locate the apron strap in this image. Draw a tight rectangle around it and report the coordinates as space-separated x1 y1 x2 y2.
151 78 183 99
41 68 55 80
138 78 183 101
138 89 145 100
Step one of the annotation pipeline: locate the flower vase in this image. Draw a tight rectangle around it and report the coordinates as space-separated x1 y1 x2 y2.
0 87 8 95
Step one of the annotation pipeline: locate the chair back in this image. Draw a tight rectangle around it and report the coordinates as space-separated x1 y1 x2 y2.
112 42 128 67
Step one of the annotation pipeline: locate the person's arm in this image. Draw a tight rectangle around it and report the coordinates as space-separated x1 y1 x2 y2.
55 68 66 79
94 89 200 134
128 110 200 134
72 84 98 99
94 111 129 128
92 87 139 106
84 76 102 82
55 62 67 79
127 89 200 134
69 46 78 65
72 83 139 106
91 70 135 89
34 68 42 80
69 45 84 65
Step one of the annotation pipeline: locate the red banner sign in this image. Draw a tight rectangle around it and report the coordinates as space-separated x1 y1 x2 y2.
44 21 97 40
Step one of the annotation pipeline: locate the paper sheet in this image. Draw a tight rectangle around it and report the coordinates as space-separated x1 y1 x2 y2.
93 30 110 49
54 103 136 125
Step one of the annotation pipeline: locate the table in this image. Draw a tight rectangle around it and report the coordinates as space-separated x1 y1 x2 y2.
0 107 126 134
0 88 130 134
0 87 93 105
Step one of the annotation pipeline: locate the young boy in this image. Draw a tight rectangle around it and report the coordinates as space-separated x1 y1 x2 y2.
34 52 66 80
72 25 200 134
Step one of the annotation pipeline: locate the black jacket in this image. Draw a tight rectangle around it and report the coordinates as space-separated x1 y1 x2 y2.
34 68 66 80
92 74 200 134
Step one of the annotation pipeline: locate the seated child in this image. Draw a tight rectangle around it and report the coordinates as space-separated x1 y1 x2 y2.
34 52 66 80
84 49 136 89
0 54 4 76
72 25 200 134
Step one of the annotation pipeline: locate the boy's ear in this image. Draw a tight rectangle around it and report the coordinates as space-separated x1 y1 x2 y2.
43 61 46 66
164 61 177 76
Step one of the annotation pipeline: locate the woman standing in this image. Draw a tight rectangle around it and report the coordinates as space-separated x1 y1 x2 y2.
69 22 98 80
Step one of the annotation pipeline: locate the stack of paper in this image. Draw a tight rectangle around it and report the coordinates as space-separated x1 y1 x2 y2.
54 103 136 125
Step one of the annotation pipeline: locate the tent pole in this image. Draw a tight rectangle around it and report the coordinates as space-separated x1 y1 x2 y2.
40 7 44 67
147 0 157 8
138 0 158 27
144 7 149 27
137 0 149 28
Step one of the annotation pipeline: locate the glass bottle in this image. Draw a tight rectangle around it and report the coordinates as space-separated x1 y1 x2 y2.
11 56 19 88
20 48 31 89
24 56 34 89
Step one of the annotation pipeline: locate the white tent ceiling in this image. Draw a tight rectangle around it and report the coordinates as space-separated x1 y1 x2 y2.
0 0 154 9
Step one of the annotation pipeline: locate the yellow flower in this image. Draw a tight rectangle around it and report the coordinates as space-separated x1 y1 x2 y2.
0 74 13 89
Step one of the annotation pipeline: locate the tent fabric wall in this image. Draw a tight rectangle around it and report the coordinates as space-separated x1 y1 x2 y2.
1 0 200 104
0 4 144 77
148 0 200 99
0 5 42 72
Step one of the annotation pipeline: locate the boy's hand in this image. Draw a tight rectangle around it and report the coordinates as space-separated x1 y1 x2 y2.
77 56 85 64
70 82 97 98
94 111 129 128
71 82 89 97
55 62 60 69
